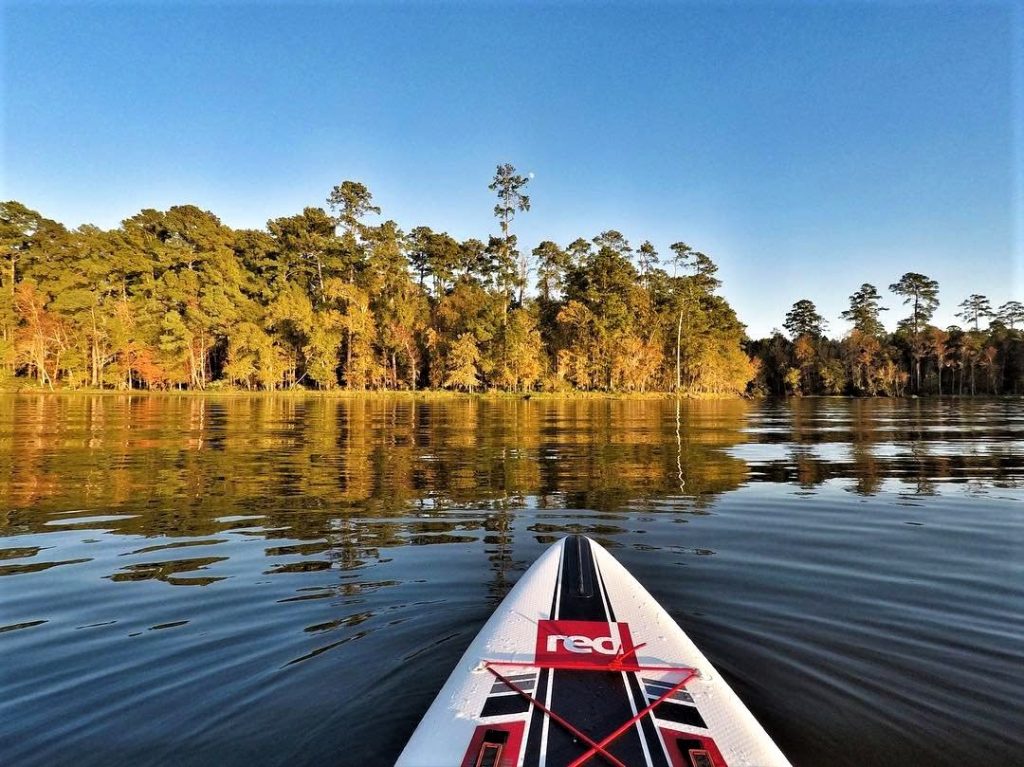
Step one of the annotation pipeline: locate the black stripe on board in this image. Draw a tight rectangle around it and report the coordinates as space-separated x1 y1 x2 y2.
625 670 670 767
643 680 694 703
481 693 532 718
653 701 708 729
540 536 651 767
522 668 550 766
593 546 670 767
554 535 601 621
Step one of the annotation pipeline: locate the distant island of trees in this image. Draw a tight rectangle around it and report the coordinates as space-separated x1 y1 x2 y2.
2 164 1022 396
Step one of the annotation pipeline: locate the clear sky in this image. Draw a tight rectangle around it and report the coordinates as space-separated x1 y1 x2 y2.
2 1 1020 337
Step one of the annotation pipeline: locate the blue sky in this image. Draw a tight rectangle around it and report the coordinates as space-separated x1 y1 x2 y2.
2 1 1020 337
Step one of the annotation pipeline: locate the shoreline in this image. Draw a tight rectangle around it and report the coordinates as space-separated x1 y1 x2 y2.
1 387 1020 401
0 387 716 400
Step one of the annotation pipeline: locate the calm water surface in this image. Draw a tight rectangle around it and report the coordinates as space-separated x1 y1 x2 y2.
1 395 1022 766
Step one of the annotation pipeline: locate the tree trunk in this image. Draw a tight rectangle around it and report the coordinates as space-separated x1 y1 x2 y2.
200 330 207 389
675 310 683 394
90 309 99 387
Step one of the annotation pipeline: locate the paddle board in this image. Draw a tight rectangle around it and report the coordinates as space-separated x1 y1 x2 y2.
398 535 791 767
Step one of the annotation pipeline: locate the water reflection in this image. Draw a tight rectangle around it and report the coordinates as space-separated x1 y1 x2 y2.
0 394 1022 767
0 396 752 516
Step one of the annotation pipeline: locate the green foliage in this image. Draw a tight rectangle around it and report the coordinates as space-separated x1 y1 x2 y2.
841 284 887 337
7 179 1018 399
957 294 993 332
748 279 1022 397
637 241 658 285
998 301 1024 330
784 299 826 338
890 272 939 335
326 181 380 235
533 240 569 303
489 164 532 307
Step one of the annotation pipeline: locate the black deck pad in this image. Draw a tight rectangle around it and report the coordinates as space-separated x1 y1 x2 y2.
524 536 669 767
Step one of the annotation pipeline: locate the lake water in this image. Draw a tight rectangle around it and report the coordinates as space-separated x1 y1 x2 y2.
1 394 1022 766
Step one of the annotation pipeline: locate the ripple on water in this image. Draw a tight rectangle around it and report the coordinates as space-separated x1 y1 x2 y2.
0 558 92 576
0 619 49 633
105 556 228 586
0 545 49 560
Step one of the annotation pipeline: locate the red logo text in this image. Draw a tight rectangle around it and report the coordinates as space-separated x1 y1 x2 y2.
535 620 635 668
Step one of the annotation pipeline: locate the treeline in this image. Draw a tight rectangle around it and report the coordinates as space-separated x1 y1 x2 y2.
3 166 1020 397
748 282 1024 396
0 165 753 394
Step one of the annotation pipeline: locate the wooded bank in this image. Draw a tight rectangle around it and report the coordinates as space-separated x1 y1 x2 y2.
3 166 1021 396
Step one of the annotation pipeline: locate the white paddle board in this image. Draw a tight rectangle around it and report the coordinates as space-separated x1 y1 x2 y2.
398 535 791 767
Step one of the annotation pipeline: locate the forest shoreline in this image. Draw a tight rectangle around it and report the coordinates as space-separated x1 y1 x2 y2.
2 387 1021 401
0 387 714 400
3 172 1020 398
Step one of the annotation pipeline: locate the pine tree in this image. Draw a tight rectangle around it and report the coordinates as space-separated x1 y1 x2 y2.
784 299 826 338
489 164 531 309
956 294 993 332
841 284 887 337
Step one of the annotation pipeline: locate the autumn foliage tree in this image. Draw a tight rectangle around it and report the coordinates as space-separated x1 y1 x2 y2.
747 276 1020 396
4 170 1015 397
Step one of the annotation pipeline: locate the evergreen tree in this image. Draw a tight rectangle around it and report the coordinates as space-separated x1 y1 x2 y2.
957 294 993 331
889 272 939 391
489 164 531 308
6 168 1016 398
889 272 939 335
998 300 1024 330
533 241 569 303
637 241 658 287
841 283 887 337
783 299 826 338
